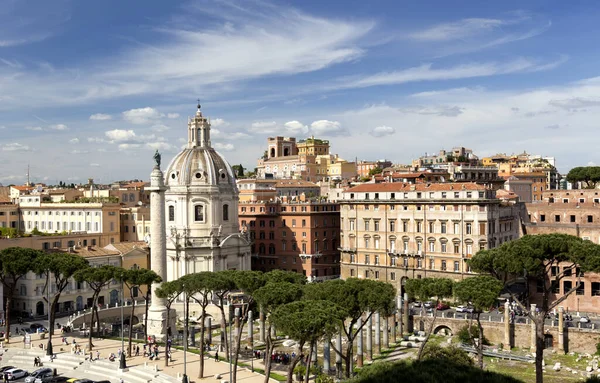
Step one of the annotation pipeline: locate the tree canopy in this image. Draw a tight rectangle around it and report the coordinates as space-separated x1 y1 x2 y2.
566 166 600 189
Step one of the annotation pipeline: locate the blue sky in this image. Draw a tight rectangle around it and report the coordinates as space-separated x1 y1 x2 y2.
1 0 600 184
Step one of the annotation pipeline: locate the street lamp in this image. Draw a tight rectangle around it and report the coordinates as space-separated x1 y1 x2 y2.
182 286 188 383
120 280 126 370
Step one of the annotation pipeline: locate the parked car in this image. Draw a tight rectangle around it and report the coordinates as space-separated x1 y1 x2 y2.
423 301 435 309
30 324 47 333
412 301 422 308
436 303 450 310
0 366 15 373
39 377 69 383
579 316 591 323
34 372 54 383
25 368 52 383
456 305 473 313
6 368 28 380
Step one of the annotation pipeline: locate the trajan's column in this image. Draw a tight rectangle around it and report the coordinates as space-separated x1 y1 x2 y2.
146 150 168 341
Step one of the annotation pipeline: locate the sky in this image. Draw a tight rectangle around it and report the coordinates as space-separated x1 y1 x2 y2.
1 0 600 185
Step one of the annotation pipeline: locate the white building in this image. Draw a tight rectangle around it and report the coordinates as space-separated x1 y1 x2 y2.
163 104 251 281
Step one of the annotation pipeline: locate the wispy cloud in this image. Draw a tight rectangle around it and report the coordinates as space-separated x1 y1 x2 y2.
410 18 506 41
90 113 112 121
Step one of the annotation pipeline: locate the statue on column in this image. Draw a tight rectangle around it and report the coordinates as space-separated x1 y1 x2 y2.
153 150 161 168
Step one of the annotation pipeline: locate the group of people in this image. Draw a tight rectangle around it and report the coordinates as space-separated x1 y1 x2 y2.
33 356 43 367
251 350 293 365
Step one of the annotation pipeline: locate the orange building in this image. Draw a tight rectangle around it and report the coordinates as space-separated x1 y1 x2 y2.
239 200 341 281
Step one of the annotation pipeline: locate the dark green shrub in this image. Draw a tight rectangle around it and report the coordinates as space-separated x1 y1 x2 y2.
457 324 490 346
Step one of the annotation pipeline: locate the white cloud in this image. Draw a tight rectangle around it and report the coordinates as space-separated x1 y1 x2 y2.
214 142 235 151
69 138 80 144
167 113 180 119
326 58 567 91
49 124 68 131
118 143 142 151
284 121 309 134
25 126 43 131
370 126 395 137
400 105 464 117
549 97 600 112
122 107 162 124
229 132 252 139
97 148 107 152
310 120 345 136
2 143 31 152
250 121 278 133
151 124 171 132
90 163 100 167
211 118 229 128
88 137 106 143
89 113 112 121
105 129 137 142
70 149 89 154
146 142 176 151
410 18 506 41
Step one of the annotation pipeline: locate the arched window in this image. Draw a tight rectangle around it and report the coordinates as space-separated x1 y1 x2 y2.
123 194 128 202
222 204 229 221
129 193 135 202
259 243 266 254
270 148 275 157
194 205 204 222
269 244 275 255
168 206 175 221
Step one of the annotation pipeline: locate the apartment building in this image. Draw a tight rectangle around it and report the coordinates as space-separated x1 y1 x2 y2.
120 206 151 242
338 182 522 295
525 189 600 313
357 160 393 179
239 200 341 282
0 201 19 230
17 196 121 246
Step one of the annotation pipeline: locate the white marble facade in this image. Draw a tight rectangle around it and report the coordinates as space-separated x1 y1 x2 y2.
163 104 251 281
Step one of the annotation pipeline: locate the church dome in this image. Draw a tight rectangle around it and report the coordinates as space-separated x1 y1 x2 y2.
164 104 237 189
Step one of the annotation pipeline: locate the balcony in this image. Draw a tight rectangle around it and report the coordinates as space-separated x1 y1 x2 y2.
338 247 357 253
251 253 260 258
299 252 322 259
309 275 339 283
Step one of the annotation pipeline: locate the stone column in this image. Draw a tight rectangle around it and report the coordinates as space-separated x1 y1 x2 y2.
259 306 265 342
271 324 276 338
558 306 564 353
366 315 373 360
403 293 409 335
356 317 363 367
323 337 331 373
503 301 510 349
312 343 318 365
146 163 168 342
248 310 254 349
375 312 381 354
335 332 342 377
390 314 396 343
207 317 212 344
530 304 537 353
383 316 389 349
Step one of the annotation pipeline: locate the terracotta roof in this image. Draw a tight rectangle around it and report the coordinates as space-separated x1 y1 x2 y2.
52 246 120 258
275 180 319 188
345 182 487 193
496 189 519 199
12 186 34 191
0 196 11 203
123 181 148 189
105 241 148 255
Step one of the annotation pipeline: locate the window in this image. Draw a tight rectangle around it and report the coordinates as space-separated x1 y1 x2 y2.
374 255 379 265
428 221 434 233
222 204 229 221
465 223 472 234
453 243 460 254
540 214 545 222
441 222 446 233
374 221 380 232
402 221 408 232
374 271 379 279
350 269 355 277
416 221 422 233
454 261 459 272
390 272 396 281
555 215 560 223
441 260 447 271
194 205 204 221
364 270 370 278
364 238 370 248
429 258 434 269
441 242 447 253
364 220 370 231
390 239 396 252
588 215 594 223
428 242 435 252
389 220 395 232
302 219 306 227
365 255 370 265
576 282 585 296
169 206 175 221
570 215 576 223
592 282 600 296
454 222 459 233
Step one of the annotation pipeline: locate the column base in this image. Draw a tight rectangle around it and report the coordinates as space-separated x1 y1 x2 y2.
146 307 176 343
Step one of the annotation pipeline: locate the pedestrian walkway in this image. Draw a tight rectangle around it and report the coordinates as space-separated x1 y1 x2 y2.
0 332 278 383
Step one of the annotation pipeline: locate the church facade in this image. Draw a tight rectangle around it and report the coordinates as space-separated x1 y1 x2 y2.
163 104 251 281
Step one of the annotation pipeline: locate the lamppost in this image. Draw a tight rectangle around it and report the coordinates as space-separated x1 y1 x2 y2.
182 285 188 383
228 304 234 383
46 274 52 357
120 280 126 369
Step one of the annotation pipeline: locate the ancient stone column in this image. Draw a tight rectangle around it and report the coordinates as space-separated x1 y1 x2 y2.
248 310 254 349
403 293 409 335
336 332 343 366
383 316 389 348
375 311 381 354
271 324 276 338
356 317 363 367
366 315 373 360
558 306 564 353
323 337 331 373
147 161 168 342
530 304 537 353
207 317 212 344
503 301 510 349
390 315 396 343
259 306 265 342
312 343 318 365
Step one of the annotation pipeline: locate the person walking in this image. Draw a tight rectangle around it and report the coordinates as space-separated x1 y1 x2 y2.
215 351 218 361
96 350 100 361
135 345 140 357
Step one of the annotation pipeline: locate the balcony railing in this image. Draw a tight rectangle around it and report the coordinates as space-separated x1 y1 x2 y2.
299 252 322 259
338 247 357 253
310 275 339 283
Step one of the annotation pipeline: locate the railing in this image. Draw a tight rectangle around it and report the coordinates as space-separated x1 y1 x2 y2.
299 252 322 259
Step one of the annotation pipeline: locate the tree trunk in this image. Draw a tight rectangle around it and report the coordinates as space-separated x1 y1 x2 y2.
128 297 135 357
476 313 484 369
164 304 171 367
198 305 207 379
94 306 100 335
417 308 437 360
88 292 99 351
263 323 274 383
344 337 354 378
49 294 60 336
232 318 246 383
535 316 545 383
304 341 314 383
218 304 229 361
287 342 304 383
4 288 12 343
